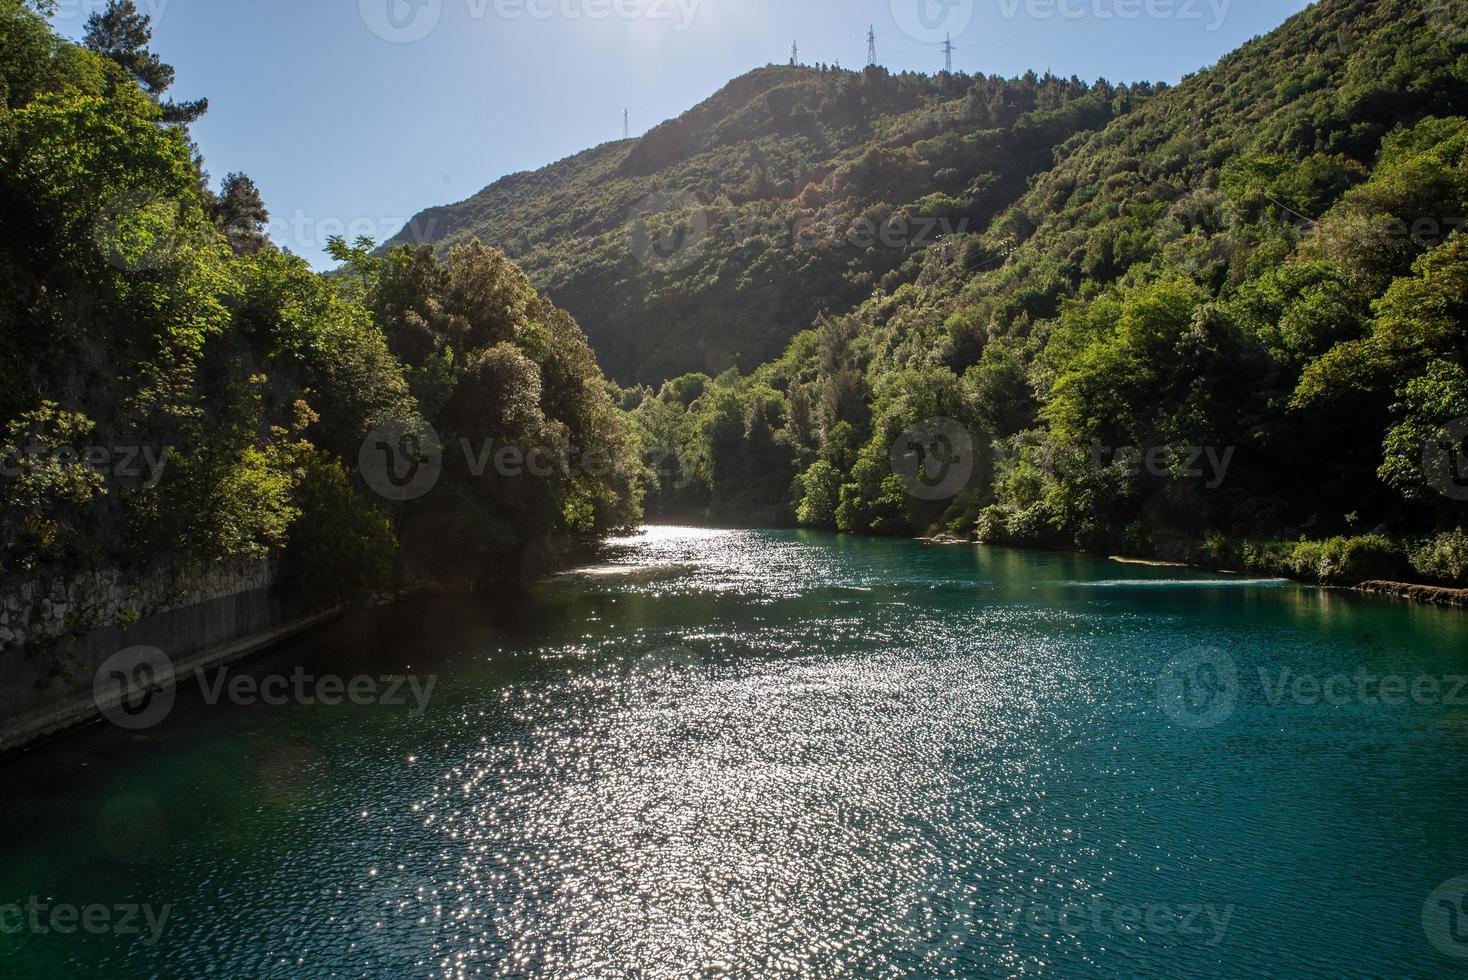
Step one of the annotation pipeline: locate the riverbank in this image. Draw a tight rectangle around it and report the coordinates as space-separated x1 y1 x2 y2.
0 530 627 755
1 608 342 758
1354 580 1468 608
0 556 340 756
915 534 1468 610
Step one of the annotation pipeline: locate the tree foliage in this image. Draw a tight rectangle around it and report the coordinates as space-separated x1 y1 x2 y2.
384 64 1156 383
620 0 1468 584
0 2 640 599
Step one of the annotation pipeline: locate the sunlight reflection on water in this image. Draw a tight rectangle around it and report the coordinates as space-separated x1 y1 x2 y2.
3 528 1467 978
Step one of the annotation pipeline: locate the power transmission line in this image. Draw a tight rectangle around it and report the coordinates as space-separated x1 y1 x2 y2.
790 39 798 66
623 107 629 140
867 25 876 66
943 33 953 72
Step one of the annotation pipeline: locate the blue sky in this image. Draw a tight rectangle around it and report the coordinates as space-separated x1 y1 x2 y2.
51 0 1312 269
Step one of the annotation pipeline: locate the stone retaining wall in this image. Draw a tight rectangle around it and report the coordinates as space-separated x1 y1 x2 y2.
1 558 272 652
0 558 324 754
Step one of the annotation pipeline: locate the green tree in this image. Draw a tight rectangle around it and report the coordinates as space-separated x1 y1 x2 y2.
213 172 270 256
82 0 206 123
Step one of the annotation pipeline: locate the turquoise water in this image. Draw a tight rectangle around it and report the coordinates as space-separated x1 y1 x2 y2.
3 527 1468 977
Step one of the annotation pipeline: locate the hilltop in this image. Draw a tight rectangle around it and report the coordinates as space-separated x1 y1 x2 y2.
614 0 1468 587
385 64 1158 382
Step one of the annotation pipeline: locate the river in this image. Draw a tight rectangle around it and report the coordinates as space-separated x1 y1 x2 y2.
3 527 1467 976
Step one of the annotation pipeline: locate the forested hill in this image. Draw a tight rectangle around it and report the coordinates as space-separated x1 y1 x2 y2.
384 64 1161 382
622 0 1468 588
0 0 640 598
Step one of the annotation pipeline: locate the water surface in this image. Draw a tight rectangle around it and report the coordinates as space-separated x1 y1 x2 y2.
3 528 1467 977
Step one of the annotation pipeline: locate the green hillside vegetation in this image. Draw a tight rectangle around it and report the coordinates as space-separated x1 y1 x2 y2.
0 0 639 603
622 0 1468 586
385 64 1162 382
4 0 1465 607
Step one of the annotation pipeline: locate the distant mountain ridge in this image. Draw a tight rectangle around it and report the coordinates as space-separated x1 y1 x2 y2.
610 0 1468 582
385 64 1158 382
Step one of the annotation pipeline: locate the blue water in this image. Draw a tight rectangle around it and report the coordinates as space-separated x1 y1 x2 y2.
3 528 1467 977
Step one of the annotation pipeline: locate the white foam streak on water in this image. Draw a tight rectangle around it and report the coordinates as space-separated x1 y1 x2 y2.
1050 578 1293 588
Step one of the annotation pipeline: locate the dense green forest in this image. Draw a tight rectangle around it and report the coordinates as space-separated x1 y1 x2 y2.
0 0 639 602
385 65 1165 382
4 0 1467 602
606 0 1467 586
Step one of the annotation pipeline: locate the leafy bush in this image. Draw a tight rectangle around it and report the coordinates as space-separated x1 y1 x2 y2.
975 505 1012 544
1314 536 1407 584
0 402 106 572
793 461 840 528
1409 529 1468 587
1240 535 1408 585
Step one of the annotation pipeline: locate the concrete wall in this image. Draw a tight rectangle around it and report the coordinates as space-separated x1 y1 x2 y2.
0 559 329 754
